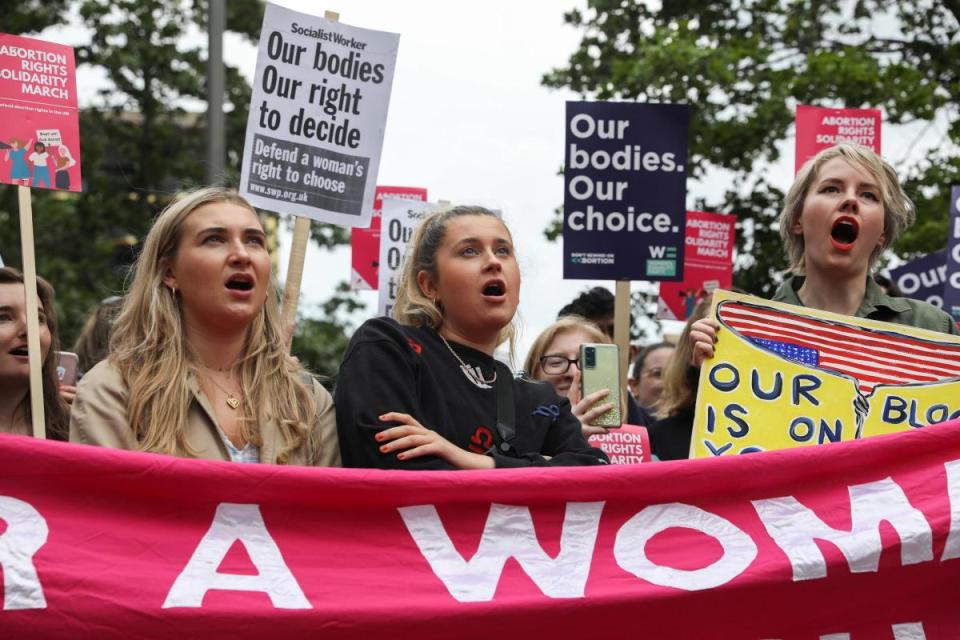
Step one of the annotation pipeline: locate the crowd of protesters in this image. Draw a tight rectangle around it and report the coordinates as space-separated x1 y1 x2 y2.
1 143 956 465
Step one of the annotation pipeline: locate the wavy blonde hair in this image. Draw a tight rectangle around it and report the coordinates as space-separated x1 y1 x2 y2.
655 294 713 419
392 206 518 358
780 143 914 275
109 187 318 462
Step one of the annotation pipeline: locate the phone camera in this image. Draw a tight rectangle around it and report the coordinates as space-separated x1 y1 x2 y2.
584 346 596 368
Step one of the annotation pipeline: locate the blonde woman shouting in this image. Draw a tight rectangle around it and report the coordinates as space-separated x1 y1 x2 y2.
71 187 339 466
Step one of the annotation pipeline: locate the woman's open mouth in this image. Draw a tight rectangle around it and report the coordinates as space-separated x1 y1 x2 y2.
830 216 859 251
225 274 255 296
481 280 506 298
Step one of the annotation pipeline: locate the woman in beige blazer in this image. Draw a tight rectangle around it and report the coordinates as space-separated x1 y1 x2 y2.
70 187 339 466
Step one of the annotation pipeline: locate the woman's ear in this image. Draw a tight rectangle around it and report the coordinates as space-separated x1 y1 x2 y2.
160 258 177 291
416 270 437 300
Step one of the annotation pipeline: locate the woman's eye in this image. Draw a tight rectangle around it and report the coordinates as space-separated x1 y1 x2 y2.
461 247 478 256
861 191 879 202
203 235 224 244
0 313 11 322
820 185 839 194
246 236 265 246
496 246 512 256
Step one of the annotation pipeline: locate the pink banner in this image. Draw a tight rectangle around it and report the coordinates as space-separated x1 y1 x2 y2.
2 421 960 638
350 185 427 289
657 210 736 321
0 33 81 192
795 105 881 174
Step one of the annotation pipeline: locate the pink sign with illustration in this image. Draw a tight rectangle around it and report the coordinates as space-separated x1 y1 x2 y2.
0 33 81 192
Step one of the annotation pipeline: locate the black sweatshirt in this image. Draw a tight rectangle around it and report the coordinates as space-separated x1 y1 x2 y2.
335 317 609 470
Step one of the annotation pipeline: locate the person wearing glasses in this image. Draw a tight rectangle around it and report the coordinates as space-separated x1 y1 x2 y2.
523 315 623 436
626 342 675 426
335 206 607 469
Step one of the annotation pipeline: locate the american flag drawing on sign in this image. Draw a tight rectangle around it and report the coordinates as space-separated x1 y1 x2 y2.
717 301 960 395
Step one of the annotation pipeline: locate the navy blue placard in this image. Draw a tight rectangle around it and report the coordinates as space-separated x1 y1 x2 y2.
563 102 689 280
944 186 960 323
889 249 947 308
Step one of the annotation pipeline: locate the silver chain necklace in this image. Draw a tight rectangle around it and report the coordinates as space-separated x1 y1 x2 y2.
438 333 497 389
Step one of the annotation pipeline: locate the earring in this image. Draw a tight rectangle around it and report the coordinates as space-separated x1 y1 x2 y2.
170 285 177 297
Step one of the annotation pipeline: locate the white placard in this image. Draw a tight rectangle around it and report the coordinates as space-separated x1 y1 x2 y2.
378 197 438 317
239 3 399 226
36 129 61 146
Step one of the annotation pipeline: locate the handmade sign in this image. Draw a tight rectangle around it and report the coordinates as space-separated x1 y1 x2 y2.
657 210 736 320
0 33 81 191
587 424 650 464
563 102 688 281
795 105 881 173
351 186 428 290
944 186 960 325
692 290 960 458
890 250 947 309
2 423 960 638
239 4 399 225
377 197 437 316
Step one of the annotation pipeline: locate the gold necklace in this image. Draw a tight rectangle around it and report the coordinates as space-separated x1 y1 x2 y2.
203 367 241 410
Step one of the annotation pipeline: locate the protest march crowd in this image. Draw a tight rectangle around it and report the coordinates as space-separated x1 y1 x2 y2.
2 142 957 468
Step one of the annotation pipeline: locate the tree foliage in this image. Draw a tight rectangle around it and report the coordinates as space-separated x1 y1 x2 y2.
0 0 358 375
544 0 960 298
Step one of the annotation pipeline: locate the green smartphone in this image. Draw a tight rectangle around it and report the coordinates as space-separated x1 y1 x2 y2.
579 343 622 428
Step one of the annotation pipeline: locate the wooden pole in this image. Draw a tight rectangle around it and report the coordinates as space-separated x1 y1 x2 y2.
17 185 46 438
281 9 341 345
614 280 631 393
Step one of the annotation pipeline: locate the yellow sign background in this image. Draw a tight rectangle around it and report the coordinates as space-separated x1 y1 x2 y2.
691 290 960 458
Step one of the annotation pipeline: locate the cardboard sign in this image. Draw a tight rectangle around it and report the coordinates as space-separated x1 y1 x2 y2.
239 4 399 224
691 290 960 458
657 210 736 320
795 105 881 173
890 249 947 309
587 424 651 464
945 187 960 325
3 426 960 638
351 185 428 290
377 197 437 316
0 33 81 192
563 102 688 280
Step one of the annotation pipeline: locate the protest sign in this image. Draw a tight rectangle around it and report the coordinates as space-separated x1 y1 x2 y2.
563 102 688 281
351 186 428 290
587 424 650 463
0 33 81 192
944 186 960 326
890 249 947 308
795 104 881 173
377 197 437 316
691 290 960 458
3 425 960 638
657 210 736 320
239 4 399 225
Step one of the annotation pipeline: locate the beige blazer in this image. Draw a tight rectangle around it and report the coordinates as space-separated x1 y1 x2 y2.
69 361 340 466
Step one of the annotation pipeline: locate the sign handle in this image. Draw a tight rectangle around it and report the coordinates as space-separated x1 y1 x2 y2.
280 9 341 345
614 280 630 393
17 185 46 438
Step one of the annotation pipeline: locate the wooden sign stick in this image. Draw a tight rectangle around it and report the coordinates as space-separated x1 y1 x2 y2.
280 9 340 346
614 280 631 392
17 185 46 438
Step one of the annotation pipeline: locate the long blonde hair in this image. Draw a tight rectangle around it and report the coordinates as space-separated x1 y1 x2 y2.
655 294 713 419
392 206 518 358
109 187 318 462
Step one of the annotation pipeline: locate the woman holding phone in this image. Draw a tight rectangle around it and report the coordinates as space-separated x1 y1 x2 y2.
691 143 958 366
0 267 70 439
70 187 340 465
335 206 608 469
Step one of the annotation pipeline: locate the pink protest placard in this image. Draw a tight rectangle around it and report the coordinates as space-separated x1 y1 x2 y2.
351 185 428 289
657 210 736 320
587 424 650 463
2 421 960 638
795 104 881 173
0 33 81 192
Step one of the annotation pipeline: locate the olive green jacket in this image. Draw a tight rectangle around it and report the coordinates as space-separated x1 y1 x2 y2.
772 275 960 336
